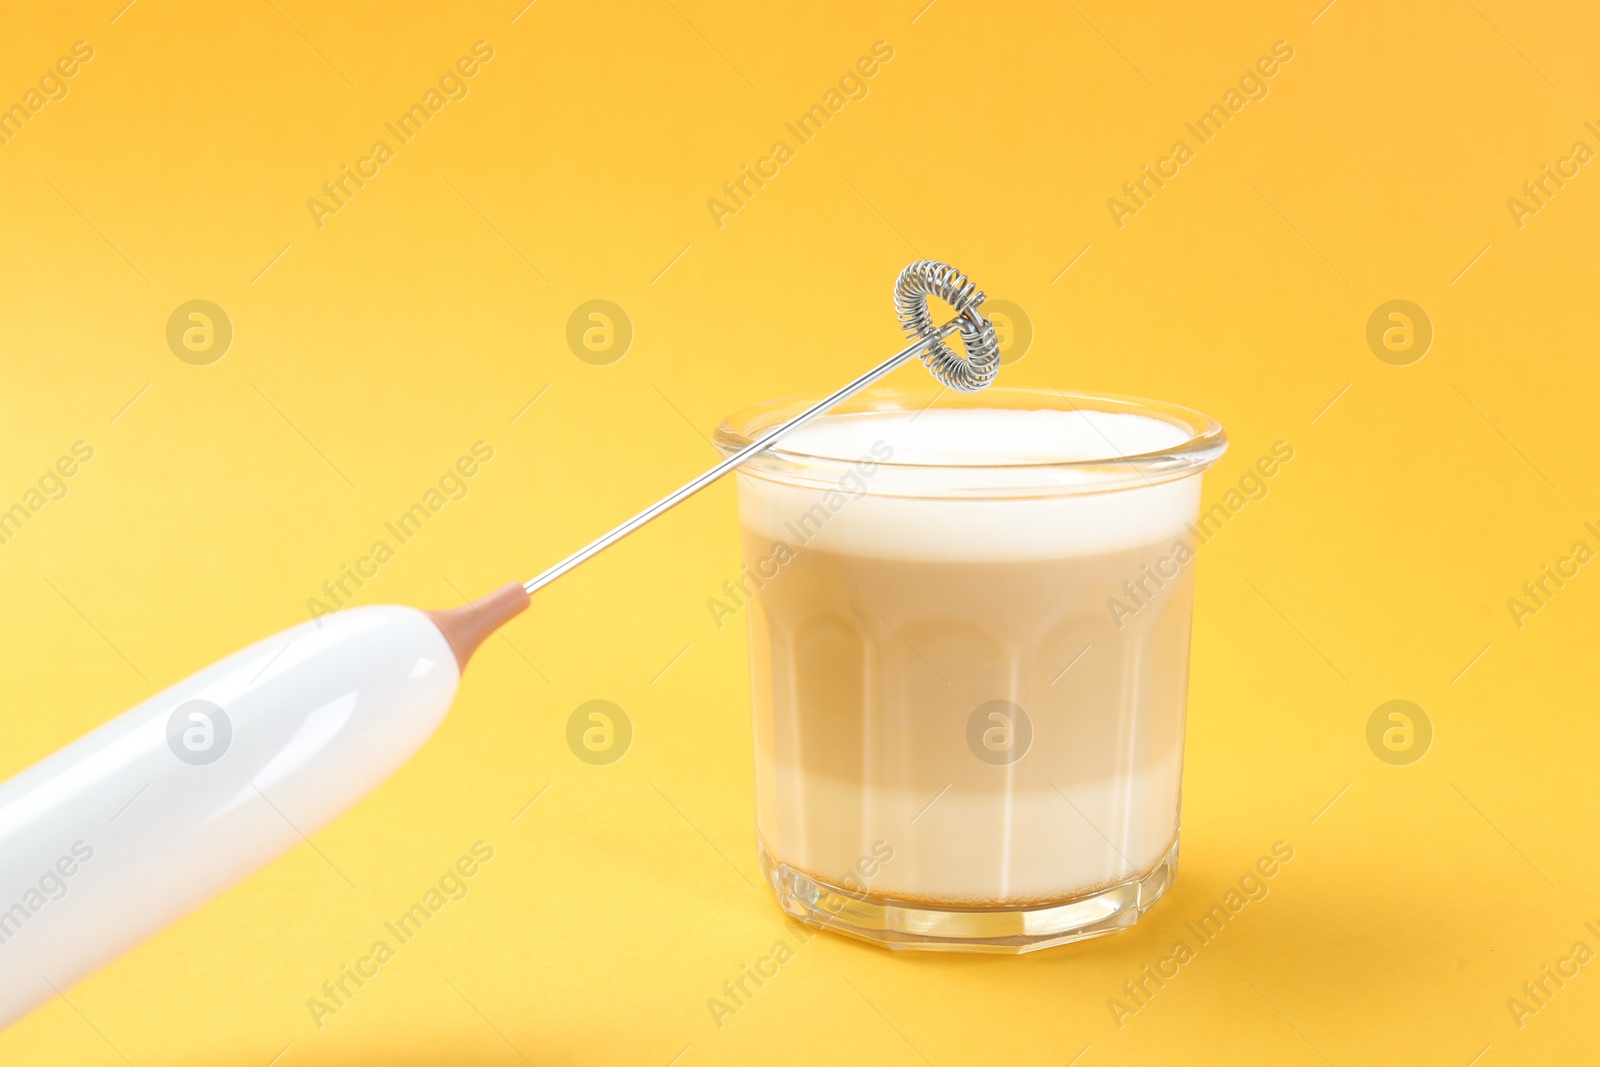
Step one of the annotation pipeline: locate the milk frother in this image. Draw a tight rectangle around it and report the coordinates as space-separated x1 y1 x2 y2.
0 261 1000 1027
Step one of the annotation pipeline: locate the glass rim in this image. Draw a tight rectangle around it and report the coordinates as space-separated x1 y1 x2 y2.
714 386 1228 494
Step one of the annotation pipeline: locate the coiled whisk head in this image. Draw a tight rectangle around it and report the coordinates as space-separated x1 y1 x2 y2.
894 260 1000 392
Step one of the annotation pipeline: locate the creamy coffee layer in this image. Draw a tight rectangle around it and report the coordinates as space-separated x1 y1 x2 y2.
745 534 1197 906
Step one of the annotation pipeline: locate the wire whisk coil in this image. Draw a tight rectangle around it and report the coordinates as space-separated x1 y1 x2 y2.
894 260 1000 392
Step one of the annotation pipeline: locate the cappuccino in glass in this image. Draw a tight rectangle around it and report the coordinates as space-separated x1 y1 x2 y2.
717 389 1226 951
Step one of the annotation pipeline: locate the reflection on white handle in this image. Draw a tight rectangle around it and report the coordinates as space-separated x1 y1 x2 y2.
0 606 460 1028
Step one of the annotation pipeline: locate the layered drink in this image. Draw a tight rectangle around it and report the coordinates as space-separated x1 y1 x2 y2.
717 389 1226 951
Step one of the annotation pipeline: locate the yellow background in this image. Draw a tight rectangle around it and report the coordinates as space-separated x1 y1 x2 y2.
2 0 1598 1063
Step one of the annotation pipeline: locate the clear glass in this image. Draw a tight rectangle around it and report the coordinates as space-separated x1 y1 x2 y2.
715 387 1227 953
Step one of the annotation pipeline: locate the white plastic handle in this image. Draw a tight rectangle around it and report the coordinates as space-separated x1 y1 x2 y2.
0 605 460 1028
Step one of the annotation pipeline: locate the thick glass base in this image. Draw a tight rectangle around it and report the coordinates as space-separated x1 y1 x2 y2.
758 834 1179 954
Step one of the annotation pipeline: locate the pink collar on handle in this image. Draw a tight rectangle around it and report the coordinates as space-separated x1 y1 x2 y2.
426 582 531 670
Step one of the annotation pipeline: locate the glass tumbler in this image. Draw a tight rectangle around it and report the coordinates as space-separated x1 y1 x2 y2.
714 387 1227 953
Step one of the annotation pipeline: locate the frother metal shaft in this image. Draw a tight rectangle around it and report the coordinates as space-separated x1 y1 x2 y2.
521 319 960 596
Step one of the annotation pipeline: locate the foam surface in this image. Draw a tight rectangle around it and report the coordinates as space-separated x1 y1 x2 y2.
739 408 1201 561
777 407 1191 467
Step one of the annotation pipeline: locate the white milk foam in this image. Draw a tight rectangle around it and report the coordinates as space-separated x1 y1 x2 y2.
740 408 1199 561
